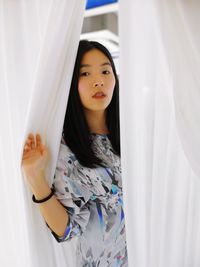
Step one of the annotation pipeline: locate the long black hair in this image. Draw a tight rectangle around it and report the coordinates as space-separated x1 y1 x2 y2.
62 40 120 168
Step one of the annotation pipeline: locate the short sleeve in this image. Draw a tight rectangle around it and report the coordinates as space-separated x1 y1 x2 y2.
47 143 93 243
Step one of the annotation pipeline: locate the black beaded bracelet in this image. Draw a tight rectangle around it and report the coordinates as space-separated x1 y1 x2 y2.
32 187 55 204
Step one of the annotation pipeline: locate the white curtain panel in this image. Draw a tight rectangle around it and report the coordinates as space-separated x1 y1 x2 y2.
0 1 86 266
119 1 200 267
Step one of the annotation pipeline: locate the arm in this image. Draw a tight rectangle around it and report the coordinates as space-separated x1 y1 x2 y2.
28 171 69 238
22 133 91 243
21 133 69 238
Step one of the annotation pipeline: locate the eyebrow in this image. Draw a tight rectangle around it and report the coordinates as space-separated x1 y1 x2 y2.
80 62 111 68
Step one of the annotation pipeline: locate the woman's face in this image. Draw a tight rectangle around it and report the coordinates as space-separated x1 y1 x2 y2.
78 49 116 112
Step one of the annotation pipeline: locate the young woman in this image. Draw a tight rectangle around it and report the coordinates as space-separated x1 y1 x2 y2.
22 40 128 267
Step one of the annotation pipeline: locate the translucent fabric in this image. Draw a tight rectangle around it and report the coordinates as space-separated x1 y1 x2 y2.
2 0 200 266
0 1 86 266
119 1 200 266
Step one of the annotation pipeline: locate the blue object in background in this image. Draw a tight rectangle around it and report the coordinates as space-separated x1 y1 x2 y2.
86 0 118 10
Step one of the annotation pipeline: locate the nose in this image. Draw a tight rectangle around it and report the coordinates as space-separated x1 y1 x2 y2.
93 81 104 87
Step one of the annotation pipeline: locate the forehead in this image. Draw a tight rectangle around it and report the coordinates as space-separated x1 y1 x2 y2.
81 48 110 65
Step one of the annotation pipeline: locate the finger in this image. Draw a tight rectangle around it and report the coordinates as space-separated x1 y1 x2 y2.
36 134 41 148
39 142 46 153
28 133 34 140
30 134 35 148
24 133 33 146
24 144 30 151
22 153 31 161
26 140 31 146
30 136 35 149
41 145 49 157
22 134 32 156
22 152 28 160
26 133 33 142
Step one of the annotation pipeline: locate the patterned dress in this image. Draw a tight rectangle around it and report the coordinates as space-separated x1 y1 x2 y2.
49 133 128 267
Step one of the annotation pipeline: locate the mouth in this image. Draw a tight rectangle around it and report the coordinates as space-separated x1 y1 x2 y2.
92 92 106 98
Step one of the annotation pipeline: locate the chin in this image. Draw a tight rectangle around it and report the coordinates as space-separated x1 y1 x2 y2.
93 105 110 111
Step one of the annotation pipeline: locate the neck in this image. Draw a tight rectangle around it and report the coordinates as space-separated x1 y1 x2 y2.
84 109 109 134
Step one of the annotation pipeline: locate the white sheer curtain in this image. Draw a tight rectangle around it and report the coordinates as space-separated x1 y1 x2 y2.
0 1 86 266
119 1 200 266
2 1 200 266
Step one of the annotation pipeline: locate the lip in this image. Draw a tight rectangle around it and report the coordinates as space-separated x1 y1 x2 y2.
92 95 106 99
92 92 106 98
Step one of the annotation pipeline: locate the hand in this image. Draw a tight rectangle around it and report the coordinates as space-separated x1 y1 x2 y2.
21 133 50 186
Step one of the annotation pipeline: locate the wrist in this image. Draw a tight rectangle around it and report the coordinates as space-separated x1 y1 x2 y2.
28 172 51 199
32 187 54 203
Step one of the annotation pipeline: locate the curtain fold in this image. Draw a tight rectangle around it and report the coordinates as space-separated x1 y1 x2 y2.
119 1 200 266
154 0 200 180
2 1 200 266
0 1 86 266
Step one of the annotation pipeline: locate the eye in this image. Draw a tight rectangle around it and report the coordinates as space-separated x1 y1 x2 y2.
102 70 110 75
80 72 90 77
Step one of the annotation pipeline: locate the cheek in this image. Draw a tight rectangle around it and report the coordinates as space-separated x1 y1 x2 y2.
78 80 85 93
78 80 91 104
112 78 116 89
78 79 92 92
107 76 116 93
78 80 87 99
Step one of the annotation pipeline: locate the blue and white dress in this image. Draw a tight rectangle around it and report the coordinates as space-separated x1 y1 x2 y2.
49 133 128 267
